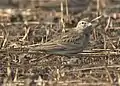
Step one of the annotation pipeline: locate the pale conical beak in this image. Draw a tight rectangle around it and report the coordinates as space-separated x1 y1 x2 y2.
87 23 92 27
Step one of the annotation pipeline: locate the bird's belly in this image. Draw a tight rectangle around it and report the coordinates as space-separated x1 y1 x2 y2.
49 36 90 55
47 44 84 56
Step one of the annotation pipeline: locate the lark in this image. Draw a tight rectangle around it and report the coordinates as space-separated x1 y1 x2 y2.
29 20 92 56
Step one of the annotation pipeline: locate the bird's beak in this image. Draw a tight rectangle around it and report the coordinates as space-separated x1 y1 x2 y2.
87 23 92 27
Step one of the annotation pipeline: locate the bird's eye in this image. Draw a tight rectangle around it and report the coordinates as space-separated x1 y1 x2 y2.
81 22 84 24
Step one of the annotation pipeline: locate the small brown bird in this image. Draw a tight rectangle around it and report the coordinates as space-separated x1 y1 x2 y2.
29 20 92 56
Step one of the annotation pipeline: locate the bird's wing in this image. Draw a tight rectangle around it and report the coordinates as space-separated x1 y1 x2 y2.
50 30 84 44
30 31 84 52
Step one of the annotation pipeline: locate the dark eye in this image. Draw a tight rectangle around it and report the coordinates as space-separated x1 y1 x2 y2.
81 22 84 24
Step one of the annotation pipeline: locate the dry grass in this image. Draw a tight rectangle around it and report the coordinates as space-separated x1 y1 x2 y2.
0 0 120 86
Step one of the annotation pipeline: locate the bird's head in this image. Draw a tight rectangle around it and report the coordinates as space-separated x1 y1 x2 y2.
76 20 92 31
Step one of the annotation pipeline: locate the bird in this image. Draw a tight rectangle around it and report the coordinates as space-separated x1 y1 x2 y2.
29 20 92 57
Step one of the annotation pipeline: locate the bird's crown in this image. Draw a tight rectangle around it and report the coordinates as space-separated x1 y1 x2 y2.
77 21 91 28
74 20 92 32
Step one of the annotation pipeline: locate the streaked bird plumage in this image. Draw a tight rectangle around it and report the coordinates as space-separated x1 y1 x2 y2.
29 20 92 56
